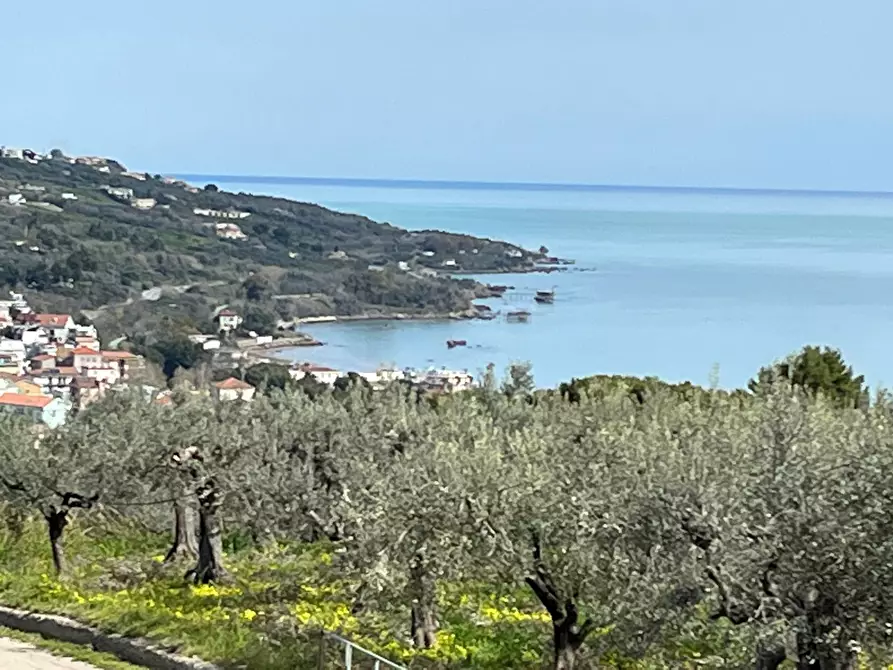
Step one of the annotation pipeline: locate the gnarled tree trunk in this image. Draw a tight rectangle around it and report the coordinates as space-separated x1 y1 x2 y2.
45 507 69 575
190 481 227 584
525 536 594 670
164 497 198 563
409 552 438 648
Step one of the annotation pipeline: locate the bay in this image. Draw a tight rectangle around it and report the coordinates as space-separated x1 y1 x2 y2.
198 179 893 389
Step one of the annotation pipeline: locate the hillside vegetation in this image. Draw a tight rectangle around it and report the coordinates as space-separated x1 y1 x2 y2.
0 350 888 670
0 154 540 342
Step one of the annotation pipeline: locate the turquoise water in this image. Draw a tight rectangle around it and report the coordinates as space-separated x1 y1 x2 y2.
207 180 893 389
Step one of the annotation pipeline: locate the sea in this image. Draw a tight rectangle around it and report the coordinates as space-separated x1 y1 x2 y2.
179 177 893 390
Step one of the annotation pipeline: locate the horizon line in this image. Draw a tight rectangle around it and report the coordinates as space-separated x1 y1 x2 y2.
172 174 893 199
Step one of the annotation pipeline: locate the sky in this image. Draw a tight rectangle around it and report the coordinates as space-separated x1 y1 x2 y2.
4 0 893 190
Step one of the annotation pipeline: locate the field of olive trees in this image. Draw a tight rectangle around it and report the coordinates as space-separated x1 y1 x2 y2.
1 356 891 669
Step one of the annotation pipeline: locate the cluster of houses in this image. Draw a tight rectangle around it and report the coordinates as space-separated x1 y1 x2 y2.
0 293 142 427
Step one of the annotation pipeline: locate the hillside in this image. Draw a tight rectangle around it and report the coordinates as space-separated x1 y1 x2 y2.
0 151 544 343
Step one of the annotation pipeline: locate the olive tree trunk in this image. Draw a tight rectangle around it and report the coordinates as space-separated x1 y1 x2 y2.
409 554 438 648
45 507 69 575
164 498 198 563
190 482 227 584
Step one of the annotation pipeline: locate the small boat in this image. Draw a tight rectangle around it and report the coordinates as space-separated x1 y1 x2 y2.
506 310 531 322
446 339 467 349
535 289 555 304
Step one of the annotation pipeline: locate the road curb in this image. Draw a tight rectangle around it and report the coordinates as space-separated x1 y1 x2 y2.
0 605 219 670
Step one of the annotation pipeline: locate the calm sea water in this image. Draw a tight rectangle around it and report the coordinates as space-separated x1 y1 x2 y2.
194 178 893 389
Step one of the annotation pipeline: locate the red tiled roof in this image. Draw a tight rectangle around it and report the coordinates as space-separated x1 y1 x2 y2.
72 346 100 355
214 377 253 390
101 351 136 360
0 393 53 408
216 309 237 317
31 354 55 361
303 364 337 372
34 314 72 328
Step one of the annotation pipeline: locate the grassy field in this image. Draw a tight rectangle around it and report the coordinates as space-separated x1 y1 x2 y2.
0 515 762 669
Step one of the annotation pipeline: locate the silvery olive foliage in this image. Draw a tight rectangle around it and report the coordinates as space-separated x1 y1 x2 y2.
2 376 893 669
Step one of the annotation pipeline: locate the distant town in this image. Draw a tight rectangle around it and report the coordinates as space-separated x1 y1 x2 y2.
0 291 476 428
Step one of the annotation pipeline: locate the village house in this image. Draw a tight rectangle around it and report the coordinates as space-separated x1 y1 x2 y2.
102 186 134 201
194 208 250 219
0 354 21 376
212 377 256 402
1 148 25 160
101 350 141 380
0 339 26 366
70 346 104 371
132 198 156 210
27 367 78 397
120 171 147 180
14 379 42 396
215 309 242 333
74 335 100 351
7 194 26 206
215 223 247 240
23 313 75 342
0 393 68 428
290 364 341 386
61 192 78 200
29 354 58 371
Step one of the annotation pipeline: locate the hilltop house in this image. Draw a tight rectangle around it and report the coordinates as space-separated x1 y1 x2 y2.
215 223 247 240
132 198 156 210
215 309 242 333
194 208 250 219
21 314 75 342
212 377 255 402
290 364 341 386
103 186 134 201
0 393 68 428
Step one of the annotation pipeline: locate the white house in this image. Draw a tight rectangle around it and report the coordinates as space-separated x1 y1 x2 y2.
1 148 25 160
103 186 133 201
290 364 341 386
215 223 247 240
215 309 242 332
194 208 250 219
132 198 156 210
61 192 78 200
213 377 256 402
8 194 25 206
0 393 68 428
30 314 75 342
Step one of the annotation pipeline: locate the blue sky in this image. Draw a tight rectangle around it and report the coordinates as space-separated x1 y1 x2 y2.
4 0 892 189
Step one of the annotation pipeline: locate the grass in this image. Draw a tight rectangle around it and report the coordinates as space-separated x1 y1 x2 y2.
0 625 144 670
0 515 769 669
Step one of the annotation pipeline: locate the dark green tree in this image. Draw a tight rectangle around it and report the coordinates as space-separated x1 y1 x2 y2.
750 345 868 408
241 305 278 336
150 337 208 379
244 363 294 393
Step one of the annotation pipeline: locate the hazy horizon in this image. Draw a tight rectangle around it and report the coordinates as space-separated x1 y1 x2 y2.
6 1 893 191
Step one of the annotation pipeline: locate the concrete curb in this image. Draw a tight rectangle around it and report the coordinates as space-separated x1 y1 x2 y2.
0 605 220 670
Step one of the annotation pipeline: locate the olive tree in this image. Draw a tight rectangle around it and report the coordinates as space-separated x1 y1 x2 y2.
0 391 159 574
676 386 893 669
467 390 703 670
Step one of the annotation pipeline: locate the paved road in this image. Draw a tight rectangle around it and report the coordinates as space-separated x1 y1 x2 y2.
0 638 100 669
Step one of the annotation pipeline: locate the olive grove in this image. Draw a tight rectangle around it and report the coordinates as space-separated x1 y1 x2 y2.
1 376 893 669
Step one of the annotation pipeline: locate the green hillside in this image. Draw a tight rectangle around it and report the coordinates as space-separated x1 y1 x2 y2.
0 153 542 342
